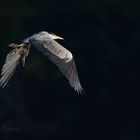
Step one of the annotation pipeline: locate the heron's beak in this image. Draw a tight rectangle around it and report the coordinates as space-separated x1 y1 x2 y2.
50 33 64 40
56 35 64 40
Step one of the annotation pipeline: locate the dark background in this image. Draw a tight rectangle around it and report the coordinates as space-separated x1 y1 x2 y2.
0 0 140 139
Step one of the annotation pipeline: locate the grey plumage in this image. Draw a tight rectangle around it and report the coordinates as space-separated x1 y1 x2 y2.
0 49 20 88
0 44 30 88
0 31 83 93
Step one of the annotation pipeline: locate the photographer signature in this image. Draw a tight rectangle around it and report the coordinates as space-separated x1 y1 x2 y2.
0 126 18 135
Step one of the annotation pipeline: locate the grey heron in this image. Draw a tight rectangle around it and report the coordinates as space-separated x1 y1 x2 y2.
0 31 83 94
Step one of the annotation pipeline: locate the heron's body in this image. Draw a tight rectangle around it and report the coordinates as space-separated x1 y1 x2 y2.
0 31 83 93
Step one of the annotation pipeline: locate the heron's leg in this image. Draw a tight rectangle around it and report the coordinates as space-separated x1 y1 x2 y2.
8 43 17 48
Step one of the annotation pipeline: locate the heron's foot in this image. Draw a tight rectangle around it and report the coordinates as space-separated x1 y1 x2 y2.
8 43 18 48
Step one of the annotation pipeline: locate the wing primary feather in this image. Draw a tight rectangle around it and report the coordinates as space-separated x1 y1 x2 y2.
0 48 21 88
28 33 83 93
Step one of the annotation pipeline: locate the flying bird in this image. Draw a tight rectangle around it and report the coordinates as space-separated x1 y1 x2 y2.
0 31 83 93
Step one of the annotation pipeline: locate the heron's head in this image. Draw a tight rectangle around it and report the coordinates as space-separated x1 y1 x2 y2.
49 33 64 40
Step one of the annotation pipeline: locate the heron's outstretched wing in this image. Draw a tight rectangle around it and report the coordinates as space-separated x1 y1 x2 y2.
0 49 21 88
29 35 83 93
